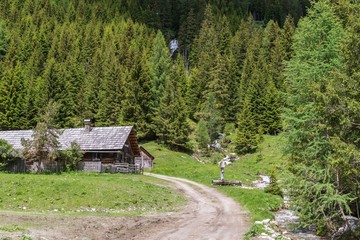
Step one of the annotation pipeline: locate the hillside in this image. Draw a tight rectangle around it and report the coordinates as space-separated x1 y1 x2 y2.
143 134 286 221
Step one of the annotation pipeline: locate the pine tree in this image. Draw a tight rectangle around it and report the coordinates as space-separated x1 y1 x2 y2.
148 30 171 114
237 29 263 111
0 64 24 130
235 98 258 154
195 118 210 150
121 47 153 139
198 92 222 141
281 15 295 61
22 100 62 172
0 19 7 60
216 15 231 55
210 53 238 123
155 55 190 149
188 4 219 118
96 23 123 126
178 8 197 72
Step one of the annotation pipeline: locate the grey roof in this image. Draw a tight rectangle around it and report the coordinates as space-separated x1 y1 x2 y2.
0 126 134 151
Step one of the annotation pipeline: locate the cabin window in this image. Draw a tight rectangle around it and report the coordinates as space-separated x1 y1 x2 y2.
92 153 103 161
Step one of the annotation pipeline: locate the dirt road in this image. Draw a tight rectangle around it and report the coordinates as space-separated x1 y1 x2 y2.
0 174 250 240
142 173 251 240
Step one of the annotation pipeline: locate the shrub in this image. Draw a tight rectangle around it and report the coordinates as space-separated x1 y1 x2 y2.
264 173 283 198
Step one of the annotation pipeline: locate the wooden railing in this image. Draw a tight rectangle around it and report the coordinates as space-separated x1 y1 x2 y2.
113 163 142 174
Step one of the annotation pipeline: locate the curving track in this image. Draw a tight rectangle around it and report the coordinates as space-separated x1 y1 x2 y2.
142 173 251 240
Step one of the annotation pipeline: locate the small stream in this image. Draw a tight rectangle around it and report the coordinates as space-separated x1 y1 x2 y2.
274 209 324 240
251 175 324 240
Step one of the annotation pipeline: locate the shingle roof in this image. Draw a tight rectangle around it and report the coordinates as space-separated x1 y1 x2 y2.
0 126 134 151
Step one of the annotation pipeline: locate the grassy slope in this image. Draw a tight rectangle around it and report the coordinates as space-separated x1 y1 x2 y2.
144 134 287 221
0 172 186 216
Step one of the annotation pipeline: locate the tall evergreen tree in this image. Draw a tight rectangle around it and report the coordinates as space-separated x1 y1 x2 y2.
96 24 123 126
281 15 296 61
0 19 7 60
235 98 259 154
195 118 210 150
149 30 171 114
189 4 219 119
22 100 62 172
284 1 357 234
155 55 190 149
178 8 197 72
0 64 25 130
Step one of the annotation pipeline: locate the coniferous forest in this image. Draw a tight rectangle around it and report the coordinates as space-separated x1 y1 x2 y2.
0 0 359 236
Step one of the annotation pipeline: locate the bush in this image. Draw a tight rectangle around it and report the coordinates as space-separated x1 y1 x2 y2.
0 139 17 170
61 142 83 171
245 224 267 239
264 173 283 198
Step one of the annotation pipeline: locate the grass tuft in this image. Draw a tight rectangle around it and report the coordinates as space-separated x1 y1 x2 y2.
0 225 25 232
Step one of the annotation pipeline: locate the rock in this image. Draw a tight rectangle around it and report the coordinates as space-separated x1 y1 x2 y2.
332 216 359 239
262 219 271 224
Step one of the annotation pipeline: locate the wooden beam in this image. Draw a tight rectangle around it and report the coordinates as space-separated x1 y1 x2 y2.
211 180 242 186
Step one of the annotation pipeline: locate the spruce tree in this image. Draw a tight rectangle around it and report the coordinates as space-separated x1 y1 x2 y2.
198 92 222 141
281 15 295 61
0 19 7 60
178 8 197 72
155 56 190 150
0 65 24 130
235 98 258 154
148 30 171 115
96 24 123 126
188 4 219 118
195 118 210 150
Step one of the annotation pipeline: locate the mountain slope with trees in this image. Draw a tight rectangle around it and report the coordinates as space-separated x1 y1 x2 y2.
0 0 358 237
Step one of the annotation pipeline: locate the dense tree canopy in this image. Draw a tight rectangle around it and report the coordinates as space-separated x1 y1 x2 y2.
284 0 359 235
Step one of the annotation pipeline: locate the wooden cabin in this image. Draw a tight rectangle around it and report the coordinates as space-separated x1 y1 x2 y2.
0 121 142 173
135 146 155 169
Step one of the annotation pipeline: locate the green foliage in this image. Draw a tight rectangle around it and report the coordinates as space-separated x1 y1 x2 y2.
0 225 25 232
198 92 222 141
149 30 171 113
0 19 8 59
154 56 190 150
284 0 359 234
0 139 17 169
245 223 267 239
264 173 283 198
236 99 259 154
21 100 62 172
195 119 210 150
61 141 84 172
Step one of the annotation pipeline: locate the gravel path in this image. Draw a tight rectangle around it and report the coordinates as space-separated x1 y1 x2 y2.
141 173 251 240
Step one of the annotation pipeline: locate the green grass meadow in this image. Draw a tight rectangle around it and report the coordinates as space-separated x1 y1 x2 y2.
144 134 287 221
0 172 186 216
0 134 287 223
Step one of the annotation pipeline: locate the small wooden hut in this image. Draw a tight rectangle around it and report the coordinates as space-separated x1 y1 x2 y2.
0 121 142 173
